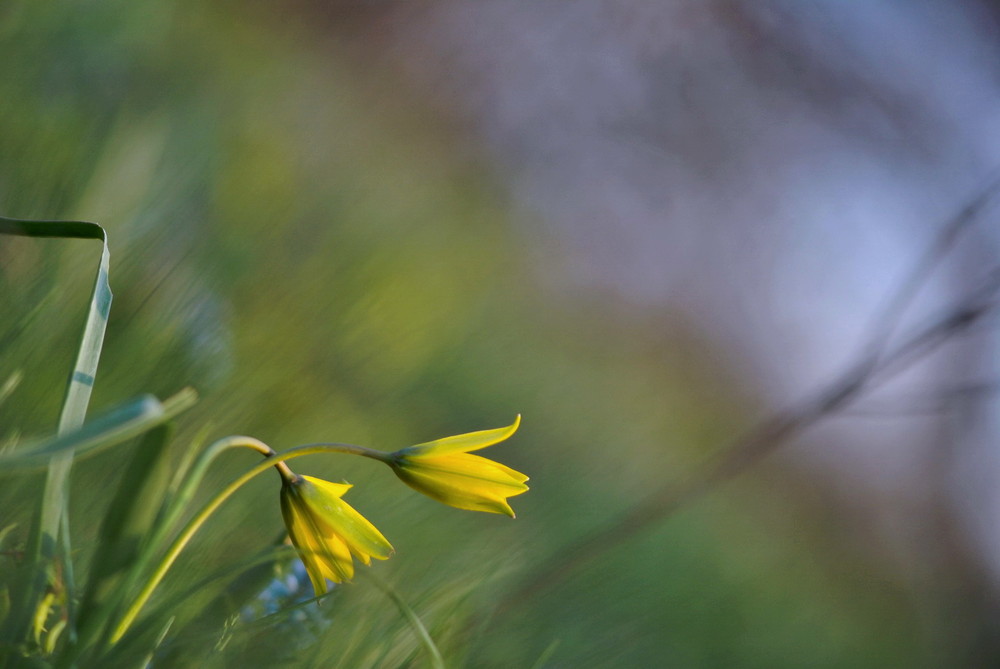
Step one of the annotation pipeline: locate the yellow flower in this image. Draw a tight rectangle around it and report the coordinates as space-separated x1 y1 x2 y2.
389 415 528 517
279 474 393 594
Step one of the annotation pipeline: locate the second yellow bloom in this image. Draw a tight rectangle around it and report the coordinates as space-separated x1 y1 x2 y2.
280 474 393 594
388 416 528 517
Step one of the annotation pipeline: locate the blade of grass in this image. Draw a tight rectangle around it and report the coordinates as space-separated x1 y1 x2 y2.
0 215 111 644
135 615 174 669
527 640 560 669
0 371 22 408
0 216 112 433
0 390 197 471
362 573 446 669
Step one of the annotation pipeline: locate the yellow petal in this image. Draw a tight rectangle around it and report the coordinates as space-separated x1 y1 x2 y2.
282 480 362 589
281 493 331 593
299 497 355 584
315 531 354 583
413 453 529 489
302 476 352 498
393 454 529 517
396 466 518 516
299 477 394 561
402 415 521 457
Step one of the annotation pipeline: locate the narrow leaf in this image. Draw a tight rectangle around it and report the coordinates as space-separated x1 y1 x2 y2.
0 390 196 471
1 215 111 645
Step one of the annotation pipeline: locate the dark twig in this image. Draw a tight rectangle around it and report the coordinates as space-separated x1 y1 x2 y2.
490 184 1000 621
859 173 1000 369
841 381 1000 417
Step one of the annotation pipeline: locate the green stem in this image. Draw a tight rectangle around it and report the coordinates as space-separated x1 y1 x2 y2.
363 571 446 669
98 436 282 651
108 442 390 643
61 437 278 664
149 436 278 556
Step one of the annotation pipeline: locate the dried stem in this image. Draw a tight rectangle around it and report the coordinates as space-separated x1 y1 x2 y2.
491 183 1000 621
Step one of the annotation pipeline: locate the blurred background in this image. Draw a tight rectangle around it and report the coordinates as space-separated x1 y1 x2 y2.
3 0 1000 666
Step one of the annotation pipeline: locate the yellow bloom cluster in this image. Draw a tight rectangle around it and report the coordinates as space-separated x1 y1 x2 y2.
279 417 527 594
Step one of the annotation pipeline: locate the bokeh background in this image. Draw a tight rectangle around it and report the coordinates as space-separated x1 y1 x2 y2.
4 1 1000 666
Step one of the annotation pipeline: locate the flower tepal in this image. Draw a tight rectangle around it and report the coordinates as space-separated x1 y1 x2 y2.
280 474 393 595
389 415 528 517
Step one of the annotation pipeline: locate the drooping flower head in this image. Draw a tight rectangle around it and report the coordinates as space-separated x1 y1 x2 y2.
279 473 393 595
388 415 528 517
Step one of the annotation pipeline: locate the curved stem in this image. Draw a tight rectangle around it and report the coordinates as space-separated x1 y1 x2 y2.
109 442 391 644
109 436 289 637
156 436 281 546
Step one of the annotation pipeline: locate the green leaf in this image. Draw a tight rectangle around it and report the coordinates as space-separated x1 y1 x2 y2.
0 390 197 471
0 215 111 646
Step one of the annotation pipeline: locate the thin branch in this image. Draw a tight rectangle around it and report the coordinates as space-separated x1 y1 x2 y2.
839 379 1000 417
490 184 1000 621
859 173 1000 368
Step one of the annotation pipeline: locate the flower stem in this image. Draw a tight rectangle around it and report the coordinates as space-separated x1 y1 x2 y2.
108 442 390 644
